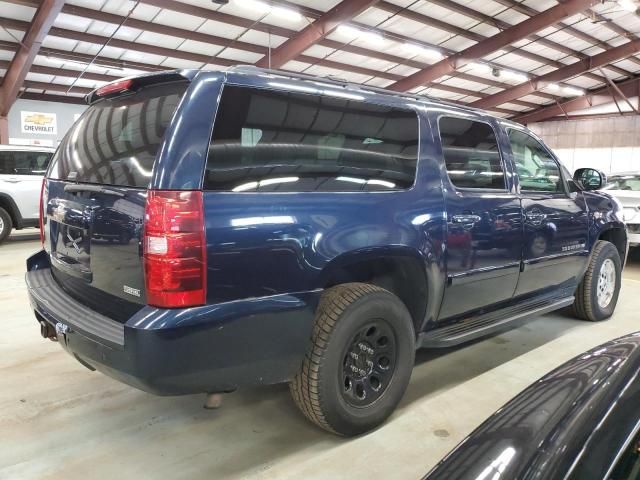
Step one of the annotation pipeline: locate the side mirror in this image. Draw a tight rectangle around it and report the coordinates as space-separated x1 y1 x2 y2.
574 168 606 191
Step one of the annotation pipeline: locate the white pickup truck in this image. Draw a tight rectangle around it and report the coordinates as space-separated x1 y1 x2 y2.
0 145 54 244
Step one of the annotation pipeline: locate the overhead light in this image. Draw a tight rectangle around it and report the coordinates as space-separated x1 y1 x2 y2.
619 0 638 12
500 70 528 82
402 43 443 59
563 86 585 96
234 0 301 21
336 24 384 45
547 83 560 91
468 62 492 73
271 6 302 21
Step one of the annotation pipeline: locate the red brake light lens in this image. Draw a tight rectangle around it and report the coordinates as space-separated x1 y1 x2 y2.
143 190 206 308
39 178 46 246
96 79 133 97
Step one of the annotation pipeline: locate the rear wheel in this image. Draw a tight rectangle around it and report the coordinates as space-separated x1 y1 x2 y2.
290 283 415 436
572 240 622 321
0 207 12 244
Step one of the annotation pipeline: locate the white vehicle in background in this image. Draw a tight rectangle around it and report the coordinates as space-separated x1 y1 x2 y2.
0 145 54 244
603 172 640 247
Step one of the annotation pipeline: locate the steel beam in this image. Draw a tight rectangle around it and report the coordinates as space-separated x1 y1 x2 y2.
471 38 640 110
0 0 64 117
515 76 640 124
255 0 379 69
388 0 598 92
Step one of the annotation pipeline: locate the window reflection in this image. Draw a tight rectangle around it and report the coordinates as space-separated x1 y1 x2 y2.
205 86 419 192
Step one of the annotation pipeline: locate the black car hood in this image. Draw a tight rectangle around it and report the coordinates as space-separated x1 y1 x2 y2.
423 332 640 480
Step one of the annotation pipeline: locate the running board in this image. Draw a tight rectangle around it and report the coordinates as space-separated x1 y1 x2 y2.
417 296 574 349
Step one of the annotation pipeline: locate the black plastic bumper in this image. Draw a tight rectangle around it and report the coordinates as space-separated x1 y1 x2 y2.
26 250 319 395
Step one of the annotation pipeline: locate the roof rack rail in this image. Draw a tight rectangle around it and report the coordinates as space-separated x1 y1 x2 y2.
225 64 485 114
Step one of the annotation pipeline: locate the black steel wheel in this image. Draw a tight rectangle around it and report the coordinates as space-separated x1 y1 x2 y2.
341 320 397 408
290 283 415 436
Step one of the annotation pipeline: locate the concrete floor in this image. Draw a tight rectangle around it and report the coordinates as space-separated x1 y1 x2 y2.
2 230 640 480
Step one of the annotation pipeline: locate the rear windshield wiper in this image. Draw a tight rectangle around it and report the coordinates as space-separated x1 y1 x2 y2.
64 184 125 197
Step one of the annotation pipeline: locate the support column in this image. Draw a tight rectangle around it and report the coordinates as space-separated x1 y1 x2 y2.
0 116 8 145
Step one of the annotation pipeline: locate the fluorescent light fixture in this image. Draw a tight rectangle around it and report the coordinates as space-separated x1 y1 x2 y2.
619 0 638 12
468 62 492 73
500 70 528 82
336 24 384 45
271 6 302 21
402 43 443 59
563 86 585 96
546 83 560 91
236 0 271 14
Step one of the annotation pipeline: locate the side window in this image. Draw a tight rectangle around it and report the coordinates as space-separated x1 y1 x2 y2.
0 152 51 175
508 129 563 193
438 116 505 190
204 86 419 192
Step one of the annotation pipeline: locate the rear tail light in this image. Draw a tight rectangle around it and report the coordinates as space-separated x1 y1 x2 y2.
39 178 46 246
143 190 207 308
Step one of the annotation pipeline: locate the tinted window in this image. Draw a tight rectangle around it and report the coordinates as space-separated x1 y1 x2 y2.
0 151 51 175
508 129 563 193
48 82 187 188
204 86 419 192
438 117 505 190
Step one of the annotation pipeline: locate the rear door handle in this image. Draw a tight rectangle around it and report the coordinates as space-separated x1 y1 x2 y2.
2 177 20 183
452 214 481 224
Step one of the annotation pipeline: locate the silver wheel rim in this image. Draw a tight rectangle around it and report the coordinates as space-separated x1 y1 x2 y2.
597 258 616 309
0 216 4 235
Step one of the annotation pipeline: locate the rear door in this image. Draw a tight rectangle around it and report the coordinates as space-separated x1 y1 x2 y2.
0 150 51 219
506 127 589 297
44 81 188 322
436 114 523 320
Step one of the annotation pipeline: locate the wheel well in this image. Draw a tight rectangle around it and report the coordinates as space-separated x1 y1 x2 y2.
0 196 18 228
322 257 427 334
598 228 626 262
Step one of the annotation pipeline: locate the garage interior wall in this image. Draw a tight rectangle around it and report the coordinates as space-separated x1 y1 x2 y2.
7 99 87 146
529 116 640 174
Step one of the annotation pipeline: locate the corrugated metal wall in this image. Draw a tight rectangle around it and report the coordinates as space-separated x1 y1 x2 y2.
529 116 640 174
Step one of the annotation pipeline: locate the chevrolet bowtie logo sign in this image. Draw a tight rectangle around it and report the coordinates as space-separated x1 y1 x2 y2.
24 114 54 125
21 111 57 135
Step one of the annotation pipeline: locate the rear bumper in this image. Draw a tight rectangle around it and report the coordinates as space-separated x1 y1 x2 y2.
26 250 319 395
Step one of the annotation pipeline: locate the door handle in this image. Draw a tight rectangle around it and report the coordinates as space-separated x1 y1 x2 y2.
2 178 20 183
452 214 481 224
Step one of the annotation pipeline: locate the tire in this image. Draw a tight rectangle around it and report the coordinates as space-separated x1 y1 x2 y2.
0 207 12 244
290 283 415 436
572 240 622 322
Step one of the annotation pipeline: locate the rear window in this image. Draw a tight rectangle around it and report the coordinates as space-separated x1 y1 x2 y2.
0 150 51 175
48 82 187 188
204 85 419 192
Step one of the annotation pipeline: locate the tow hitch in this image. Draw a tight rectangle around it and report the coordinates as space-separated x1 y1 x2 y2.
39 320 57 341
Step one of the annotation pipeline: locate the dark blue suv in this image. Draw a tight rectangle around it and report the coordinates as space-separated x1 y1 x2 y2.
26 67 627 436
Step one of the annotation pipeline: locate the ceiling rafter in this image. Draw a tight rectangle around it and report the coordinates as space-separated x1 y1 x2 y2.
388 0 599 92
515 75 640 123
471 38 640 110
132 0 562 101
0 0 64 116
255 0 380 69
492 0 640 69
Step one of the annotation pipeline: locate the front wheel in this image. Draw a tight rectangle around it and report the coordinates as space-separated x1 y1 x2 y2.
0 207 13 244
572 240 622 322
290 283 415 436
